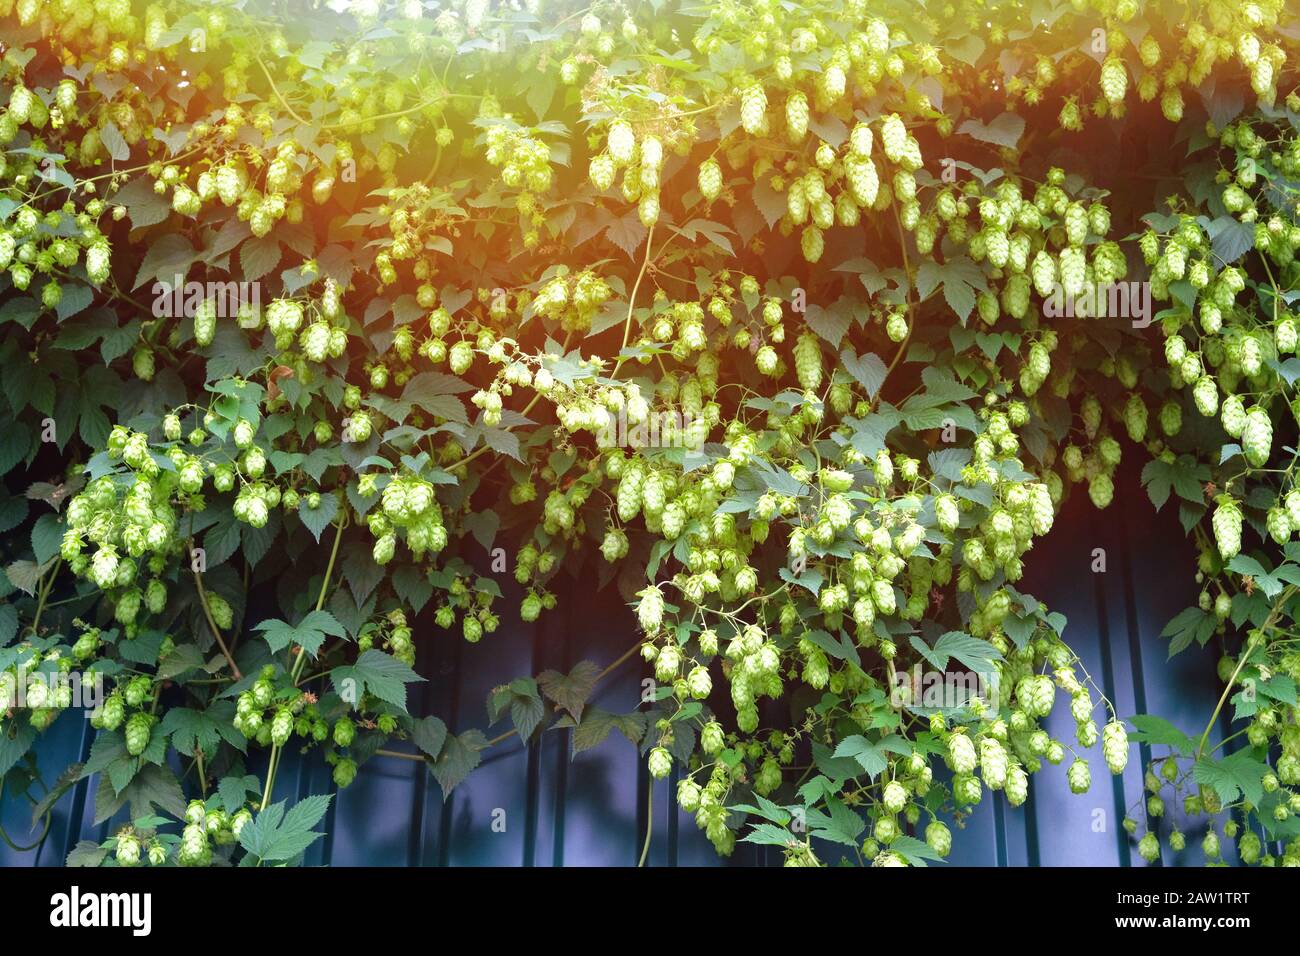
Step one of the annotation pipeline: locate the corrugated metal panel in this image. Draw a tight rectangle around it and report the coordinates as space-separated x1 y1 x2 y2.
1 468 1230 867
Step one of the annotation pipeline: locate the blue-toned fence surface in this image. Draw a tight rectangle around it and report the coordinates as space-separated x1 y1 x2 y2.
1 470 1232 866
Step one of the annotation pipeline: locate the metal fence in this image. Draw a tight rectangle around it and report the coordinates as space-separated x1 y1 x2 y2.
1 474 1232 866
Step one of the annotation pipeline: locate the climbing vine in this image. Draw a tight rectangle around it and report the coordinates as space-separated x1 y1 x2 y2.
1 0 1300 867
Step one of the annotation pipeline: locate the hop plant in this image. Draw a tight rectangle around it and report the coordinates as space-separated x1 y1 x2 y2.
925 820 952 857
648 746 672 779
1099 57 1128 104
1242 406 1273 466
1212 497 1243 560
607 121 635 165
947 731 977 774
739 84 767 135
637 586 664 633
785 92 809 142
698 159 722 201
1102 720 1129 774
1066 758 1091 794
125 712 152 756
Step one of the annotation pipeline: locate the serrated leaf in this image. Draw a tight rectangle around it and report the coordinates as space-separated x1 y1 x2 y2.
1127 714 1195 754
571 707 646 753
957 111 1025 148
132 233 197 290
202 514 242 568
160 704 242 756
832 734 887 778
239 236 282 282
740 822 798 847
100 121 131 161
391 564 434 613
804 303 850 347
536 660 600 722
255 610 345 657
410 715 448 760
31 513 63 565
239 794 333 862
429 729 487 798
217 774 260 815
330 649 424 713
298 493 339 543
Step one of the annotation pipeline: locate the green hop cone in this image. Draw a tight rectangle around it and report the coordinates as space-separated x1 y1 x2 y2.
100 694 124 731
1267 506 1292 545
1088 473 1114 509
1099 57 1128 104
953 772 982 806
1137 832 1160 862
1158 400 1182 436
636 586 664 633
271 707 293 746
648 746 672 779
124 675 151 707
925 820 952 857
125 712 152 756
882 780 908 814
1066 757 1091 793
793 333 823 391
701 721 724 754
520 591 543 621
739 84 767 135
207 593 234 630
873 814 900 844
886 311 908 342
333 757 358 788
178 823 211 867
947 731 977 773
1123 393 1148 442
147 841 167 866
1005 764 1029 806
1192 376 1218 416
1242 405 1273 466
1211 497 1243 561
800 225 824 262
1016 674 1055 718
115 831 141 867
785 91 809 141
697 159 722 201
1101 720 1129 774
1285 490 1300 528
1277 316 1298 354
686 665 712 699
194 298 217 346
1239 831 1262 865
1221 394 1246 437
979 737 1009 790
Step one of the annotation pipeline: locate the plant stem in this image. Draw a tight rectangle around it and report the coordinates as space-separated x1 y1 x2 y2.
475 639 644 750
191 554 243 680
1194 585 1294 758
27 558 62 636
611 223 657 381
261 515 348 814
637 776 653 867
376 748 424 762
